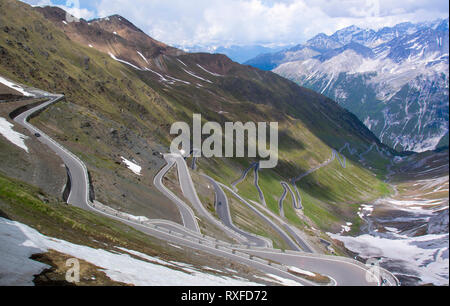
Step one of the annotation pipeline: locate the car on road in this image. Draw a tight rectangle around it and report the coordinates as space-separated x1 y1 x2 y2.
34 133 41 137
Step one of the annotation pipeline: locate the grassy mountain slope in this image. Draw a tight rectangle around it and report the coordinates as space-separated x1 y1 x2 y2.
0 0 393 243
0 171 276 285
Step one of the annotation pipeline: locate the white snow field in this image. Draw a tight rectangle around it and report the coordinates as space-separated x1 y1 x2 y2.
0 117 29 152
109 52 143 71
328 230 448 286
0 76 33 97
120 156 142 176
0 217 267 286
182 68 213 83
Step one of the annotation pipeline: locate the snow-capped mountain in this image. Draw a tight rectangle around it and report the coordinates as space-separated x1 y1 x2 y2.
247 19 449 152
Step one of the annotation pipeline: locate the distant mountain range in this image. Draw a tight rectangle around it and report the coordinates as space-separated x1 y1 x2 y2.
175 44 289 63
246 19 450 152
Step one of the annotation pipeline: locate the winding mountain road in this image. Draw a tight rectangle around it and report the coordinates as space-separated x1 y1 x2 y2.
231 162 267 206
12 95 317 285
286 142 390 212
231 162 258 190
10 93 399 286
153 156 200 232
14 95 89 210
219 183 303 252
167 153 250 243
278 183 288 218
202 174 271 248
278 181 298 216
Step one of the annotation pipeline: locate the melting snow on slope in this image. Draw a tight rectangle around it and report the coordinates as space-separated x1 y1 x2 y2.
340 222 353 234
196 64 222 76
115 247 176 267
136 51 149 64
0 117 29 153
182 69 213 83
0 218 263 286
143 68 169 82
358 204 374 219
0 76 33 97
328 230 449 286
109 52 143 71
177 58 188 67
120 156 142 176
164 75 191 85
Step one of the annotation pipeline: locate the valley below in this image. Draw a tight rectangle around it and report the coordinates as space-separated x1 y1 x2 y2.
329 151 449 285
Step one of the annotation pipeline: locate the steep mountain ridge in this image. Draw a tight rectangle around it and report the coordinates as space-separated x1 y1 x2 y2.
29 4 386 155
35 6 183 70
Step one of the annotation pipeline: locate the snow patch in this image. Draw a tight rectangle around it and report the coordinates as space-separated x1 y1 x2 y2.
358 204 374 219
164 75 191 85
143 68 169 82
0 76 33 97
384 227 400 233
328 230 449 286
136 51 149 64
0 218 263 286
182 69 213 83
196 64 223 76
120 156 142 176
202 266 223 273
340 222 352 234
109 52 143 71
0 117 29 152
177 59 188 67
115 247 175 267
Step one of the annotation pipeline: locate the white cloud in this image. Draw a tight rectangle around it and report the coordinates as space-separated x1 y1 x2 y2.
23 0 96 20
22 0 449 46
94 0 448 46
63 6 95 20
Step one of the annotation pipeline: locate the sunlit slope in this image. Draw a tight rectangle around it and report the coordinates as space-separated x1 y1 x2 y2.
1 0 392 233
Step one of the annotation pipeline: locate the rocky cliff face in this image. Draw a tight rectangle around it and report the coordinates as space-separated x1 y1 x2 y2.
247 19 450 152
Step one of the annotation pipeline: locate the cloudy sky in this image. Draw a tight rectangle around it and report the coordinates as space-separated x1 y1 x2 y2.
22 0 449 46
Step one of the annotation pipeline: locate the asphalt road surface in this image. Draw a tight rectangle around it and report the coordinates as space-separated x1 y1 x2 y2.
153 156 200 232
202 174 271 248
11 95 398 286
